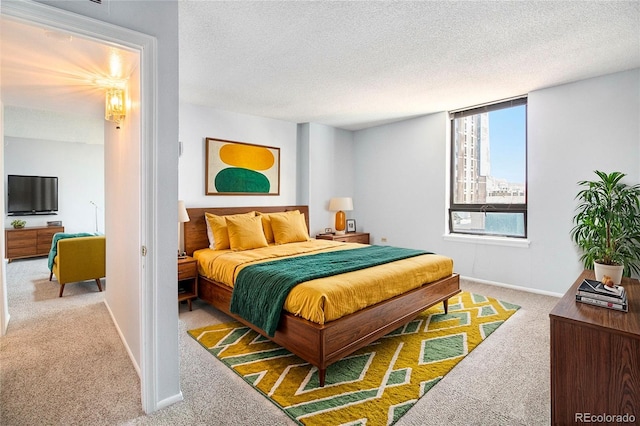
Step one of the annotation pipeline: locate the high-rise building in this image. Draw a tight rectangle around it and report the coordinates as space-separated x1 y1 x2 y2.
453 113 489 204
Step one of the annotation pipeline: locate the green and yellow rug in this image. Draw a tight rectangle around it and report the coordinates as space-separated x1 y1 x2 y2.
188 291 520 425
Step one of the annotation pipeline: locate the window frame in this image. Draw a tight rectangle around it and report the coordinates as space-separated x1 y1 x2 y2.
449 97 528 238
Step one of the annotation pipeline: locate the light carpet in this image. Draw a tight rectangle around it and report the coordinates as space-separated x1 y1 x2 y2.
189 291 520 425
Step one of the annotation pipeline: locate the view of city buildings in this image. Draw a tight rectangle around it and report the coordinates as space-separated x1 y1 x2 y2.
453 112 525 205
452 111 526 236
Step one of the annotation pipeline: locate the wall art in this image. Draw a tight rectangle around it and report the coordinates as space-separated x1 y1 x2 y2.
205 138 280 195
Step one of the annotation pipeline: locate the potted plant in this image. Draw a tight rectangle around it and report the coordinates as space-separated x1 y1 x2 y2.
11 219 26 229
571 170 640 284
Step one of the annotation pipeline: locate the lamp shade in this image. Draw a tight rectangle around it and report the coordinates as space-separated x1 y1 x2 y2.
329 197 353 235
329 197 353 212
178 200 190 223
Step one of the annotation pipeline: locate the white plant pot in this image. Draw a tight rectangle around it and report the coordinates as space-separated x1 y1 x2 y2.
593 262 624 285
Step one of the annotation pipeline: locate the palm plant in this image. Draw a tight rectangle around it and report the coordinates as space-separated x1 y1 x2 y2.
571 170 640 277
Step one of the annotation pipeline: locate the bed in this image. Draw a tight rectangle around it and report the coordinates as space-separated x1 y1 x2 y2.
184 205 460 386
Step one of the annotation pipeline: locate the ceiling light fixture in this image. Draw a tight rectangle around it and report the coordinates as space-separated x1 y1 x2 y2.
105 87 126 128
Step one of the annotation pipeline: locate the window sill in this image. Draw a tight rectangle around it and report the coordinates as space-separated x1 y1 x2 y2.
443 233 530 248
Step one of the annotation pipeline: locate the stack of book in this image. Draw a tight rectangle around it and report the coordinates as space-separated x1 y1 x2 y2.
575 278 628 312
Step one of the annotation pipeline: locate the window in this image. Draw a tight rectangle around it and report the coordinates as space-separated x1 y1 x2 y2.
449 97 527 238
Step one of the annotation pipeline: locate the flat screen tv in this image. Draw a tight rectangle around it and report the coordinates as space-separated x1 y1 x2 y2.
7 175 58 215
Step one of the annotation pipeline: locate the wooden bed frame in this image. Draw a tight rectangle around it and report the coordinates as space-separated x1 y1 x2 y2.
184 205 460 386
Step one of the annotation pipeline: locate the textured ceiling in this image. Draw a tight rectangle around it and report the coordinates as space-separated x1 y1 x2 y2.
1 1 638 131
179 1 640 130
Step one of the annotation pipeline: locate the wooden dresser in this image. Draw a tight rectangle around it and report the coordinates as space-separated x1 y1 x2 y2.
316 232 370 244
5 225 64 261
549 270 639 425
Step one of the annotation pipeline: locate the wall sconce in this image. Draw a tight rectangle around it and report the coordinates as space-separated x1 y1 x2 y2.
329 197 353 235
105 87 126 127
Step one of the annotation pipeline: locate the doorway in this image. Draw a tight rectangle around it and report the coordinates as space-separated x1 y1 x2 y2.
0 0 180 414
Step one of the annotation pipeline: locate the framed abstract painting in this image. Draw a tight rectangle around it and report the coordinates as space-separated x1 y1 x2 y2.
205 138 280 195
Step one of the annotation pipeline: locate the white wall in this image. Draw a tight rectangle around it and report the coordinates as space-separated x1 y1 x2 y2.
354 69 640 294
4 137 105 233
527 68 640 290
104 81 142 384
296 124 310 206
4 106 104 145
301 123 355 236
354 113 449 249
179 103 298 207
33 0 181 411
3 107 105 232
1 102 8 336
178 109 356 239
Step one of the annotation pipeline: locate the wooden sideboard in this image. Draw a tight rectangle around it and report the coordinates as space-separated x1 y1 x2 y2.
549 270 639 425
5 225 64 261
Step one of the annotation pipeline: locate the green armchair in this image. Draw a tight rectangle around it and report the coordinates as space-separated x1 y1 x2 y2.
49 235 106 297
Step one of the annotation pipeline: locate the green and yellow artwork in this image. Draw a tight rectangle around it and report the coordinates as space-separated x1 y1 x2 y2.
206 138 280 195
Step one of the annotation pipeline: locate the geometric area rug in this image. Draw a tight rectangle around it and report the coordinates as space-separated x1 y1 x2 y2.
188 291 520 426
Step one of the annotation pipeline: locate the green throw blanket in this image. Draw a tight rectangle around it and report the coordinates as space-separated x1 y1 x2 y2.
229 245 432 337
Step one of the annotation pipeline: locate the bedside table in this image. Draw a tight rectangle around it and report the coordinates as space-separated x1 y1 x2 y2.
178 256 198 311
316 232 370 244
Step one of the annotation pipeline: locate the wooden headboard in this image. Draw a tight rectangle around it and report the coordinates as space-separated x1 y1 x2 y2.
184 205 310 256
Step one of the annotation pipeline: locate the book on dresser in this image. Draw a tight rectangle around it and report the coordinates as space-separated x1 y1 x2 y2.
575 294 628 312
575 279 628 312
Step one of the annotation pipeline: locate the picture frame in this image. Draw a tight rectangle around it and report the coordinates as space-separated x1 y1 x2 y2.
205 137 280 195
346 219 356 233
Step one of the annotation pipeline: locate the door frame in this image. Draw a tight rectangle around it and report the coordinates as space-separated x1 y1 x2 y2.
0 1 162 413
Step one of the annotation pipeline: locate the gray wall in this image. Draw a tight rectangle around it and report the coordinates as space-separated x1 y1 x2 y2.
299 122 355 236
4 137 105 233
34 0 181 411
4 106 105 233
178 103 299 207
179 106 357 239
178 69 639 295
353 69 640 294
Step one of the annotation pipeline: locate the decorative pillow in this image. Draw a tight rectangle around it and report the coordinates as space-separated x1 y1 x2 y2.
226 215 269 251
258 210 300 243
270 212 310 244
205 211 256 250
205 215 215 249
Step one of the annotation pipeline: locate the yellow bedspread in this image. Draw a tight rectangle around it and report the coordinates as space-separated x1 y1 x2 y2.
193 239 453 324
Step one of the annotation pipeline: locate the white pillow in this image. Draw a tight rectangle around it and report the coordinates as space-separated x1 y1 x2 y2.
205 215 215 249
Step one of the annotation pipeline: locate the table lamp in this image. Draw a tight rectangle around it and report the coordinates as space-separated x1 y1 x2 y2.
178 200 190 257
329 197 353 235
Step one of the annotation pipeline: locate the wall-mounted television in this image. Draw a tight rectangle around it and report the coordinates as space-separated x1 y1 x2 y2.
7 175 59 215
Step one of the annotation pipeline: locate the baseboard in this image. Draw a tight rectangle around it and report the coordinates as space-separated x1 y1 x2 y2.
156 391 184 410
103 299 142 378
461 275 564 298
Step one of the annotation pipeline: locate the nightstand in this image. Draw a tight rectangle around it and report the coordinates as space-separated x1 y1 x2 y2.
316 232 370 244
178 256 198 311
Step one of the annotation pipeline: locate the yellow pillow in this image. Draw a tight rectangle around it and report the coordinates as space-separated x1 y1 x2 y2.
205 211 255 250
271 212 310 244
226 215 269 251
258 210 300 243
